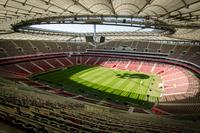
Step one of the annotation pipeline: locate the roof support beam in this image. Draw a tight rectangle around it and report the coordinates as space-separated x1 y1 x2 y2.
0 9 30 16
160 0 200 17
176 15 200 21
23 0 28 6
39 0 74 14
115 3 140 11
11 0 57 14
146 9 159 17
107 0 116 15
0 14 11 18
137 0 153 15
180 0 188 8
45 0 51 5
45 5 52 12
28 7 33 13
72 0 94 14
147 5 169 14
2 11 20 16
170 8 200 18
0 4 43 15
3 0 9 8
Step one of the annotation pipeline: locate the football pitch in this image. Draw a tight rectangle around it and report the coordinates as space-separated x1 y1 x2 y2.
32 65 162 104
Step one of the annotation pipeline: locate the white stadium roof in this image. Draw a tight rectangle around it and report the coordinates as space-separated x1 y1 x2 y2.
0 0 200 41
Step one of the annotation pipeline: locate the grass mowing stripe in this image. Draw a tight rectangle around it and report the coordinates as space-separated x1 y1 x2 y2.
70 67 116 91
129 93 139 99
97 76 117 91
104 77 123 93
135 79 150 95
84 71 114 90
33 65 161 104
129 79 142 99
75 67 100 78
78 67 104 78
136 79 149 101
71 76 115 94
73 67 149 101
71 69 108 85
82 68 118 91
123 79 137 92
98 71 117 86
110 78 125 89
79 72 112 89
70 66 98 77
109 79 126 94
78 68 108 81
91 72 115 87
148 76 162 97
144 75 152 95
84 69 111 83
118 79 135 97
131 79 141 93
94 74 121 92
71 69 117 92
136 79 146 95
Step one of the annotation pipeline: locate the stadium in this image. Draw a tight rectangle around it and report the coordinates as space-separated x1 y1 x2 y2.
0 0 200 132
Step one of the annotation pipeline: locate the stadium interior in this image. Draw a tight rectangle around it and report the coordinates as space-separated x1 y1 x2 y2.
0 0 200 132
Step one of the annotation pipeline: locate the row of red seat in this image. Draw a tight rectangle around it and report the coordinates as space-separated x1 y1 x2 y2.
0 55 199 114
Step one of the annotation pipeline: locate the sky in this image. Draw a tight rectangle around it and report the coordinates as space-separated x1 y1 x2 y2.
31 24 153 33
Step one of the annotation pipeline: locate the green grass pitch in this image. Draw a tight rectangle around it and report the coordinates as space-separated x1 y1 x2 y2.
32 65 162 104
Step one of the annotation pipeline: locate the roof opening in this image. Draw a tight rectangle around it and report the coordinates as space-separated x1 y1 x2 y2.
30 24 154 33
